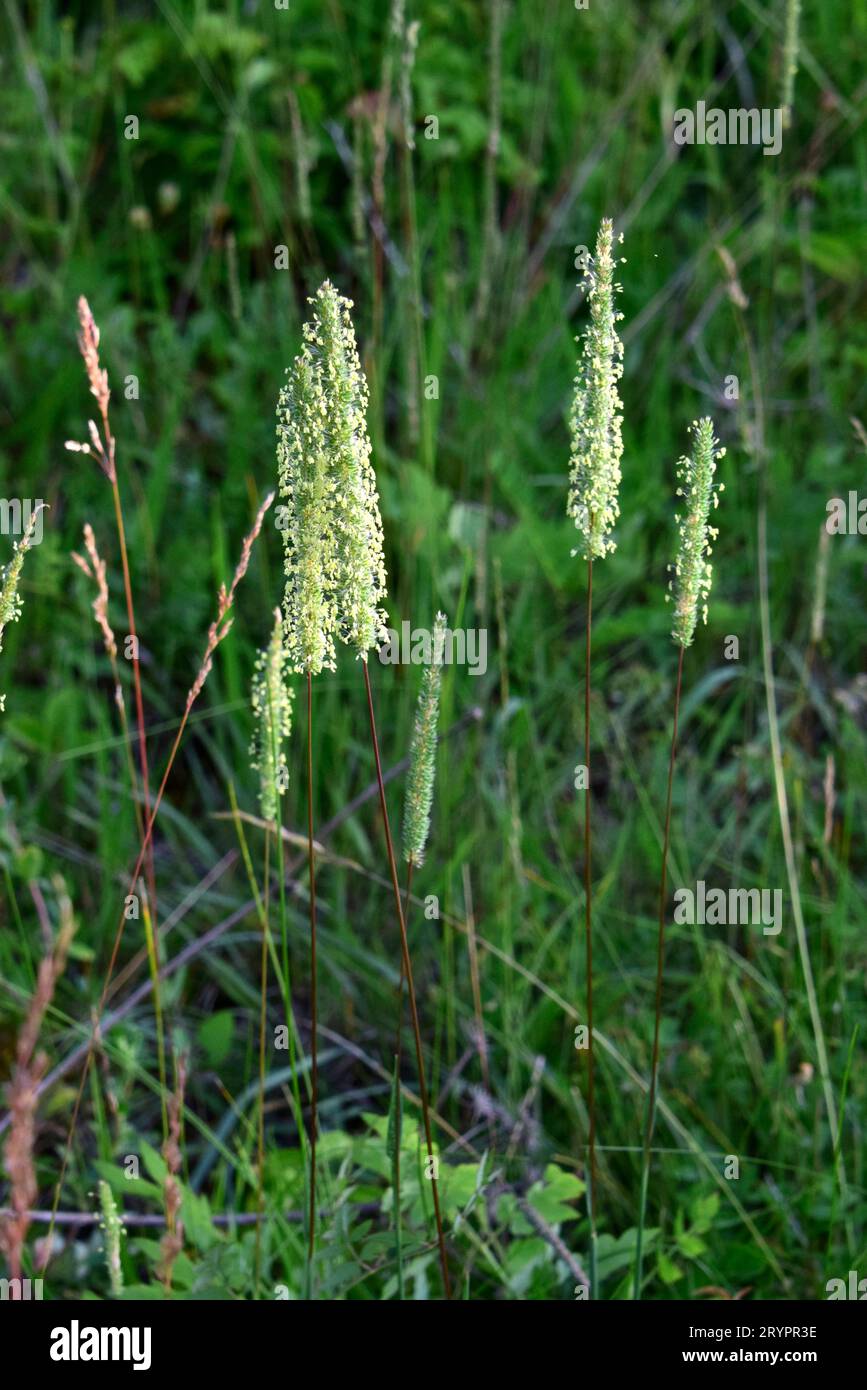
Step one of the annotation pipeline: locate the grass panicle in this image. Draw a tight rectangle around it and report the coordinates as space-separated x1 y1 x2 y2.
278 279 388 673
668 416 725 649
98 1179 124 1297
0 503 46 713
567 216 626 1296
567 217 625 561
635 415 725 1299
250 608 294 822
782 0 802 128
402 610 447 868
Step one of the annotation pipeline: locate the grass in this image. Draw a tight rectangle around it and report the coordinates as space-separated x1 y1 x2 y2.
0 0 866 1300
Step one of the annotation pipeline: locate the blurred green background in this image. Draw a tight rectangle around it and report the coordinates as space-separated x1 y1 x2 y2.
0 0 865 1299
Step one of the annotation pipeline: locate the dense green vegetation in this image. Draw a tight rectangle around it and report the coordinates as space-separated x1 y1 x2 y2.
0 0 865 1300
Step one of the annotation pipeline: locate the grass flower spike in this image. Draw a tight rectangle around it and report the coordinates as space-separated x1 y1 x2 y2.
0 504 46 712
635 416 724 1297
403 612 446 866
567 217 624 560
278 280 388 671
277 349 335 674
668 417 725 648
565 215 625 1296
251 609 294 821
312 281 387 657
98 1178 125 1296
781 0 802 128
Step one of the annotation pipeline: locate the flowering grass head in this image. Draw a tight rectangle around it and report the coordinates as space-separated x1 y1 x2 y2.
668 417 725 648
251 608 294 822
567 217 625 561
278 346 336 674
402 612 446 867
278 280 387 673
0 504 46 713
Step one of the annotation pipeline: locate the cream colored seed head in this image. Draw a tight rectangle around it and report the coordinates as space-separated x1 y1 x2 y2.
278 281 387 671
667 417 725 648
250 608 294 821
567 218 625 561
98 1179 124 1297
402 612 446 867
0 505 45 713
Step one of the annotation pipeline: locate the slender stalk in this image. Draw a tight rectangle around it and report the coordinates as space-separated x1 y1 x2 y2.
583 549 597 1296
462 864 493 1148
362 660 451 1299
634 643 684 1299
109 475 155 908
141 895 168 1145
306 669 318 1266
394 861 413 1178
255 827 270 1298
41 492 273 1269
227 787 307 1124
42 700 192 1271
388 1048 405 1302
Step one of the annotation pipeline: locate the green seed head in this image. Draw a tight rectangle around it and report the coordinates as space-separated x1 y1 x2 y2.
278 340 338 674
98 1179 124 1297
402 612 446 867
250 609 294 821
568 218 625 561
278 281 387 673
0 504 45 713
781 0 801 127
668 417 725 648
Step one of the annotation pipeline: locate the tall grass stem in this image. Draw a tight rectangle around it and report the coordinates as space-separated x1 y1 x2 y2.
362 660 451 1298
634 643 684 1299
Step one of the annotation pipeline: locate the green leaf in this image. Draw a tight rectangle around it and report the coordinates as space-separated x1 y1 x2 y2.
197 1009 235 1066
526 1164 586 1225
658 1251 684 1285
94 1160 162 1202
181 1187 217 1253
675 1230 707 1258
140 1139 168 1186
690 1192 720 1233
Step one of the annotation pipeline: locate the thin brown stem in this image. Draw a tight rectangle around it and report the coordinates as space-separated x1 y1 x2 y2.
255 828 270 1297
110 475 155 912
391 854 413 1282
41 704 191 1271
463 864 493 1148
395 858 413 1082
646 644 684 1148
634 641 684 1298
584 553 596 1237
362 661 451 1299
41 493 273 1271
306 670 318 1263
